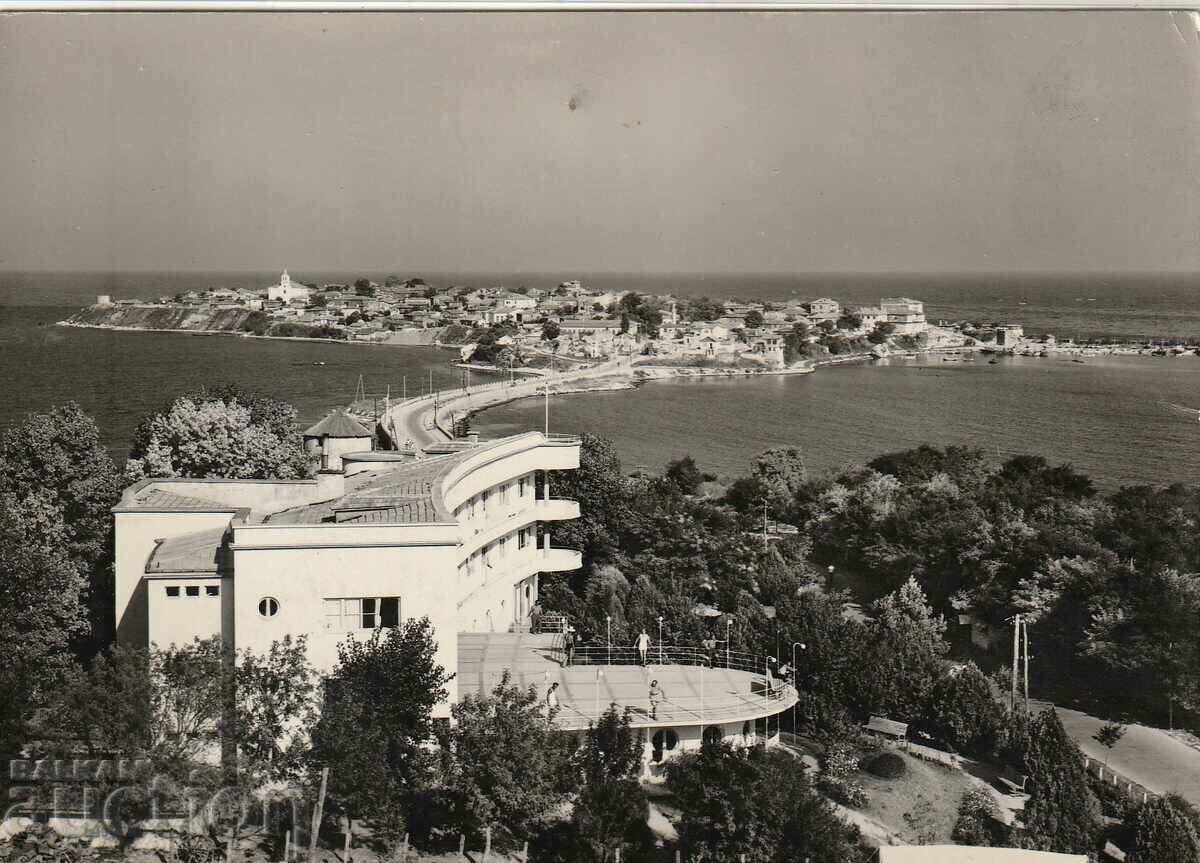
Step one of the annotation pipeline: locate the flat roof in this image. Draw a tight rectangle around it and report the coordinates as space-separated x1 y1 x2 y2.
458 633 795 732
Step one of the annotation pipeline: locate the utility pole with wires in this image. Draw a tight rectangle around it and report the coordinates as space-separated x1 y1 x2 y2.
1010 613 1021 714
761 497 769 552
1022 616 1031 715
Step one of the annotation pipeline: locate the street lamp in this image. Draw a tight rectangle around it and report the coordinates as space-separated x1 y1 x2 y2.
657 615 664 666
792 642 806 732
606 614 612 665
725 618 733 669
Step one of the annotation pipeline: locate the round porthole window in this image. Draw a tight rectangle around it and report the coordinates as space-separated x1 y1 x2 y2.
259 597 279 618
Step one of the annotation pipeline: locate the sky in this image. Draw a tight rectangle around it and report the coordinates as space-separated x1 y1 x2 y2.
2 11 1200 275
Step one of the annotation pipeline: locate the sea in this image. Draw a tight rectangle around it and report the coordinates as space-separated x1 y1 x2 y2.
2 270 1199 490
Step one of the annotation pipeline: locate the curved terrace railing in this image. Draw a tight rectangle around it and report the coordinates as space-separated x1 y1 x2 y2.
565 643 785 679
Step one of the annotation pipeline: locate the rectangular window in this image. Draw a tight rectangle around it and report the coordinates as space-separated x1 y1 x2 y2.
166 586 180 597
380 597 400 628
499 484 508 504
518 528 528 549
324 597 401 630
205 585 220 597
185 586 200 597
498 537 507 558
518 477 527 498
481 490 489 513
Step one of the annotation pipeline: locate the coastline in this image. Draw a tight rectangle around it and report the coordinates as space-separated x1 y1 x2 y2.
55 318 444 348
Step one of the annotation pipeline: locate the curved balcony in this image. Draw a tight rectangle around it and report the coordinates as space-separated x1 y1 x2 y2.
458 635 797 733
535 497 580 521
538 546 582 572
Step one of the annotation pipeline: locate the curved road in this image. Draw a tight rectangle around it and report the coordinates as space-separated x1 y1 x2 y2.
386 356 628 449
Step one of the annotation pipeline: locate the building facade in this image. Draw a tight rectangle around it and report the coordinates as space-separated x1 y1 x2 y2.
880 297 928 335
266 270 312 303
113 431 583 718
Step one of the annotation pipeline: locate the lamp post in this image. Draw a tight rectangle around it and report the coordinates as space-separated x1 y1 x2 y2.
725 618 733 669
657 615 664 666
792 642 806 732
606 614 611 666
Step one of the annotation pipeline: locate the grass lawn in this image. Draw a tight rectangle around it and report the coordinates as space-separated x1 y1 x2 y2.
852 750 980 845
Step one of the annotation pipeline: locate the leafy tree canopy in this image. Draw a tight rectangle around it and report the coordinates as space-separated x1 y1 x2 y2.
127 384 312 481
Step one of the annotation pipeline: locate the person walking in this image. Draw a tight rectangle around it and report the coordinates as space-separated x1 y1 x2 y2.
636 629 651 665
648 679 666 720
546 681 560 714
564 625 577 667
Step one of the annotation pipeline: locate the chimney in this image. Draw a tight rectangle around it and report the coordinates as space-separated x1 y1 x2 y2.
315 468 345 502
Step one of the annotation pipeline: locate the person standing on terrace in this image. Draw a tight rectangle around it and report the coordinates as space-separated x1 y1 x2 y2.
648 679 666 719
637 629 651 665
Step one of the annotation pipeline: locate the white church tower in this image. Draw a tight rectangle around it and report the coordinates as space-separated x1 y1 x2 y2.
267 268 310 303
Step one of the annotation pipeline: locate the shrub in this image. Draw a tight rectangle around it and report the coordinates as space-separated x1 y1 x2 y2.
1088 771 1138 820
952 787 1008 847
822 742 860 780
818 776 869 808
865 752 907 779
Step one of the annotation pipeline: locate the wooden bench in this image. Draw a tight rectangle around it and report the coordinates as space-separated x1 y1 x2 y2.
998 766 1030 795
863 715 909 740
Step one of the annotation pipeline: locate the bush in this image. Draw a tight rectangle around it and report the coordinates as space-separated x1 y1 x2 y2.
1088 771 1138 820
822 742 860 780
818 776 869 808
865 752 907 779
951 787 1008 847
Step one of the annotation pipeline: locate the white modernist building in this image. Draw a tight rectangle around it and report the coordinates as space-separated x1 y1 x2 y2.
266 270 312 304
113 432 582 718
113 428 795 763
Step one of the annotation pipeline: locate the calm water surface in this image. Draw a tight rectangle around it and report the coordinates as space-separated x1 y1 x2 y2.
473 354 1200 489
3 271 1199 486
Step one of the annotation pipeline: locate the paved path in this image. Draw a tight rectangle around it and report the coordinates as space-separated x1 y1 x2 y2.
385 357 627 448
1040 702 1200 806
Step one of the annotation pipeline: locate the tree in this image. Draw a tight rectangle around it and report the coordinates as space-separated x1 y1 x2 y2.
1018 707 1102 856
1093 721 1126 767
127 385 312 481
952 787 1009 847
1125 796 1200 862
542 320 560 341
446 670 575 846
667 742 861 863
920 662 1004 755
743 310 765 329
0 490 91 746
836 311 862 331
570 706 648 861
752 447 808 519
0 403 122 652
307 620 451 834
854 578 948 721
233 635 319 787
866 321 895 344
664 456 706 495
548 434 629 566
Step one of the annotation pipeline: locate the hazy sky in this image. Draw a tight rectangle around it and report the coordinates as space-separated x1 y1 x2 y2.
2 11 1200 275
